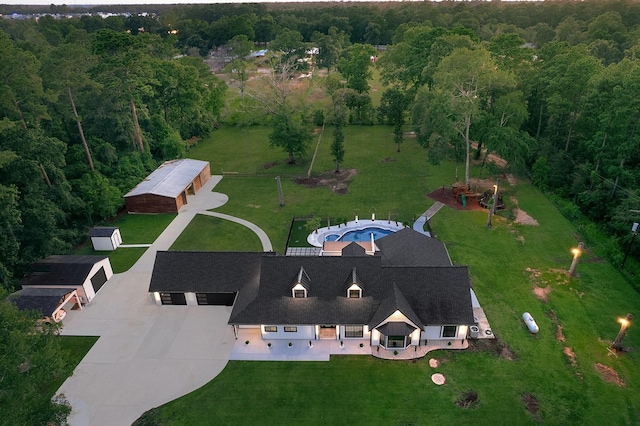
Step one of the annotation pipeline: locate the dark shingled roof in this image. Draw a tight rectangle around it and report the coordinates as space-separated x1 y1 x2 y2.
341 242 367 256
89 227 118 237
229 256 474 326
368 283 424 329
375 228 452 266
8 287 73 316
148 229 475 328
21 255 108 287
343 267 365 291
148 251 265 293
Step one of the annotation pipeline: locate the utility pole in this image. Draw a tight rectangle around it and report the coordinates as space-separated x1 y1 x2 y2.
486 178 499 228
275 176 284 207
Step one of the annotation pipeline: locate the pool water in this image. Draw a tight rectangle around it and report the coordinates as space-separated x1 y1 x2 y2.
325 227 392 242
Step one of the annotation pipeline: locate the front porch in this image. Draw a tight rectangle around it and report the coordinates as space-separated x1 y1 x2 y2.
230 328 468 361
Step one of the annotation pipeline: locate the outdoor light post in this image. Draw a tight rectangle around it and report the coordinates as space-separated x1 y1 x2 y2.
621 222 639 269
486 179 499 228
568 242 585 276
611 313 633 351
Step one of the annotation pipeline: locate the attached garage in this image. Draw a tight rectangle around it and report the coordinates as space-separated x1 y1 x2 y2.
149 251 264 307
159 292 187 305
20 255 114 304
196 292 236 306
124 159 211 214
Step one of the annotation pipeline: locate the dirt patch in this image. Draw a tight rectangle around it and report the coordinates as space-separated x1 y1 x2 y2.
468 338 517 360
426 186 485 212
514 208 539 226
471 142 508 168
533 285 552 302
595 363 626 387
456 390 479 409
556 323 566 342
505 173 517 186
564 346 578 367
510 195 539 226
296 169 357 194
526 268 552 302
263 161 279 169
522 393 540 417
378 157 396 163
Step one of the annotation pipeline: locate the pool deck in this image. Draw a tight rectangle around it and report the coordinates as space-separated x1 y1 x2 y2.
307 219 406 247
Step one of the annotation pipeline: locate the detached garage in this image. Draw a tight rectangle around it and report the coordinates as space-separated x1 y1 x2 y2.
20 255 113 304
149 251 265 306
8 287 82 323
124 159 211 214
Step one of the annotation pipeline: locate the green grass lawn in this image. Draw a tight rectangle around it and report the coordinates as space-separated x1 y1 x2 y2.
170 215 262 252
74 213 176 273
135 125 639 425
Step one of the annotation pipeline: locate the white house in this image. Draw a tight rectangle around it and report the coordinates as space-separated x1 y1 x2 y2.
90 227 122 251
20 255 113 304
149 229 475 356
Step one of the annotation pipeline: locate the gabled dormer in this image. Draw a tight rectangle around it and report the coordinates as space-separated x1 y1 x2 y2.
291 266 310 298
344 267 364 298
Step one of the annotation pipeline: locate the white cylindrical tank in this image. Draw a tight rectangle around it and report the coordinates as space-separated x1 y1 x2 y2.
522 312 539 334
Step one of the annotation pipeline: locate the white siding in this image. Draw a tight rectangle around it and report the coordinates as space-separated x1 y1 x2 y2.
421 325 468 340
339 325 370 340
260 325 315 340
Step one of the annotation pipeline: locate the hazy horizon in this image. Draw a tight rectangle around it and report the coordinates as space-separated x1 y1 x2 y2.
4 0 415 5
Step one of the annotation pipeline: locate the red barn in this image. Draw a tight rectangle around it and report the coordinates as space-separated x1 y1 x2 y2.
124 159 211 214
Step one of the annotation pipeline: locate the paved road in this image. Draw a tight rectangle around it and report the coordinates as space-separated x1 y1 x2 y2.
57 176 272 426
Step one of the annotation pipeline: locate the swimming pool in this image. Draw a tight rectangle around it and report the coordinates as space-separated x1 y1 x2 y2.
325 227 393 242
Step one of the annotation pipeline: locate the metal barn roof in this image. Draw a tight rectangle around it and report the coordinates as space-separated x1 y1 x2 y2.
124 159 209 199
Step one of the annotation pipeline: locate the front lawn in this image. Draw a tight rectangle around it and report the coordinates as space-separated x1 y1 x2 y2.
170 215 262 251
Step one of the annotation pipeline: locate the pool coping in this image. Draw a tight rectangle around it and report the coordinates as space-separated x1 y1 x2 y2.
307 219 406 247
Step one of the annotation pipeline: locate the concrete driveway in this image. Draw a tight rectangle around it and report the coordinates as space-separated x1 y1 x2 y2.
57 176 272 425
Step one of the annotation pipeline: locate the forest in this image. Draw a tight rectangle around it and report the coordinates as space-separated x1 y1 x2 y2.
1 1 640 291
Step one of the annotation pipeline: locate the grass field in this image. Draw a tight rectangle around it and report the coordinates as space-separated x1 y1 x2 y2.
75 214 176 273
131 125 640 425
170 215 262 252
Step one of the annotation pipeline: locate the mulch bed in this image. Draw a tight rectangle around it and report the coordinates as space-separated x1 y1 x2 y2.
427 187 486 212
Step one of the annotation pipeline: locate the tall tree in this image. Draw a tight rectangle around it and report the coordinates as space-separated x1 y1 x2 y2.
337 43 376 94
378 87 410 152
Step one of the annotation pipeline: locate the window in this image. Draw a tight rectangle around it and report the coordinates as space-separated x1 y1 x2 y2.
348 289 361 298
264 326 277 332
345 325 364 338
284 326 298 332
442 326 457 338
294 289 306 298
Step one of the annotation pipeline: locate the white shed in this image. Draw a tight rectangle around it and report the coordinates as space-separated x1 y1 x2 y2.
90 227 122 251
20 255 114 304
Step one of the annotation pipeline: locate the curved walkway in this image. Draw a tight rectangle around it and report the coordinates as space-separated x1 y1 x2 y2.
199 211 273 251
413 201 444 236
56 176 272 426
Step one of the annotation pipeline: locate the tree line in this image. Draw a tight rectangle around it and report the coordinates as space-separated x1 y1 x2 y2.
2 1 640 291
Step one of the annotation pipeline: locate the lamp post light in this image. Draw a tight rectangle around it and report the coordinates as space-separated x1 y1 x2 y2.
611 313 633 351
486 179 499 228
568 242 585 276
621 222 639 269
